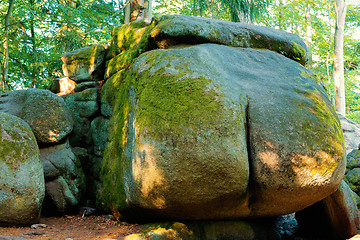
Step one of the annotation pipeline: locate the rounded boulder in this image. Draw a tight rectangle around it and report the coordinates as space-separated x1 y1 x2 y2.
0 112 45 226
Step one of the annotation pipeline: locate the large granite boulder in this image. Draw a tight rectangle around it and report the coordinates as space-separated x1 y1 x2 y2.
40 140 86 215
99 42 345 220
0 112 45 226
62 44 107 82
0 89 73 145
101 14 308 118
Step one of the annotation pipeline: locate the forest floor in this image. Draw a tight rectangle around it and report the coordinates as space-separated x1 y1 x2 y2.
0 214 142 240
1 214 360 240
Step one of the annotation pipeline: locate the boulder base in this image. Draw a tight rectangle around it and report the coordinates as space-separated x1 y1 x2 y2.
0 112 45 226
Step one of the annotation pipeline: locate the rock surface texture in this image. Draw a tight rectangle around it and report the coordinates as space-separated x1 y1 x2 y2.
0 112 45 226
339 113 360 155
40 140 86 214
296 180 360 239
61 44 107 82
98 15 345 221
0 89 73 144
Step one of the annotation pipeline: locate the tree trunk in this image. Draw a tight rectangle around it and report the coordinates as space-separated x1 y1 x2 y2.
144 0 152 20
278 0 283 30
305 1 312 69
333 0 347 116
326 0 333 99
30 0 37 88
124 0 131 23
2 0 15 92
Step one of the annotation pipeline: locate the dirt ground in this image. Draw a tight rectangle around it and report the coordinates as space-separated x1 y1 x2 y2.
0 215 142 240
1 215 360 240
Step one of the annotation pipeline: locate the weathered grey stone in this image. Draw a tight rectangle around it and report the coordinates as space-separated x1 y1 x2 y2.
0 112 45 226
74 81 101 92
339 113 360 155
109 15 307 65
62 44 107 82
0 89 73 144
49 77 76 96
40 140 86 214
89 116 109 157
345 167 360 194
99 44 344 220
63 88 99 147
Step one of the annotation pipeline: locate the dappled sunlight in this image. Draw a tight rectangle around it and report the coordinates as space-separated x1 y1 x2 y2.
57 77 76 96
47 130 60 142
132 141 167 209
259 151 280 170
290 150 339 184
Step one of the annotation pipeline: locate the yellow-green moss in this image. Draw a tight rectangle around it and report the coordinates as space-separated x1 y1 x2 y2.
98 49 243 213
290 41 307 64
0 113 39 171
63 45 104 74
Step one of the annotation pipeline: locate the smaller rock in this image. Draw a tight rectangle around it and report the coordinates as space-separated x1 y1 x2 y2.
62 44 107 82
75 81 103 92
0 89 73 144
30 223 47 229
23 230 45 235
49 77 76 96
339 114 360 155
80 206 97 217
297 180 360 240
322 180 360 239
0 236 28 240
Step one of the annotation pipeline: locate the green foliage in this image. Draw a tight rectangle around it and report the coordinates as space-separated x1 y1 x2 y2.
257 0 360 123
0 0 123 90
154 0 270 22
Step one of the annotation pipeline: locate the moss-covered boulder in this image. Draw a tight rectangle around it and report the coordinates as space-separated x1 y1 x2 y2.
0 112 45 226
62 44 107 82
99 43 344 220
40 140 86 215
0 89 73 145
108 15 307 66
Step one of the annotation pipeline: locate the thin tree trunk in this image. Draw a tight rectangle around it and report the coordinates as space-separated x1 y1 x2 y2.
305 1 312 69
2 0 15 92
198 0 202 16
124 0 131 23
144 0 152 20
333 0 347 116
278 0 283 30
326 0 332 99
30 0 37 88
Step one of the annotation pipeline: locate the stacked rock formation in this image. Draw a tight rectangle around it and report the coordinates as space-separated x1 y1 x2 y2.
1 15 359 239
0 89 84 222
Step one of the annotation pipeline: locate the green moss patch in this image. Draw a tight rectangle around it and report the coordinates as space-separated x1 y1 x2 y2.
0 113 39 171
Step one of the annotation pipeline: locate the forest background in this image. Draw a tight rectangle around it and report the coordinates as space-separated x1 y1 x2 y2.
0 0 359 122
